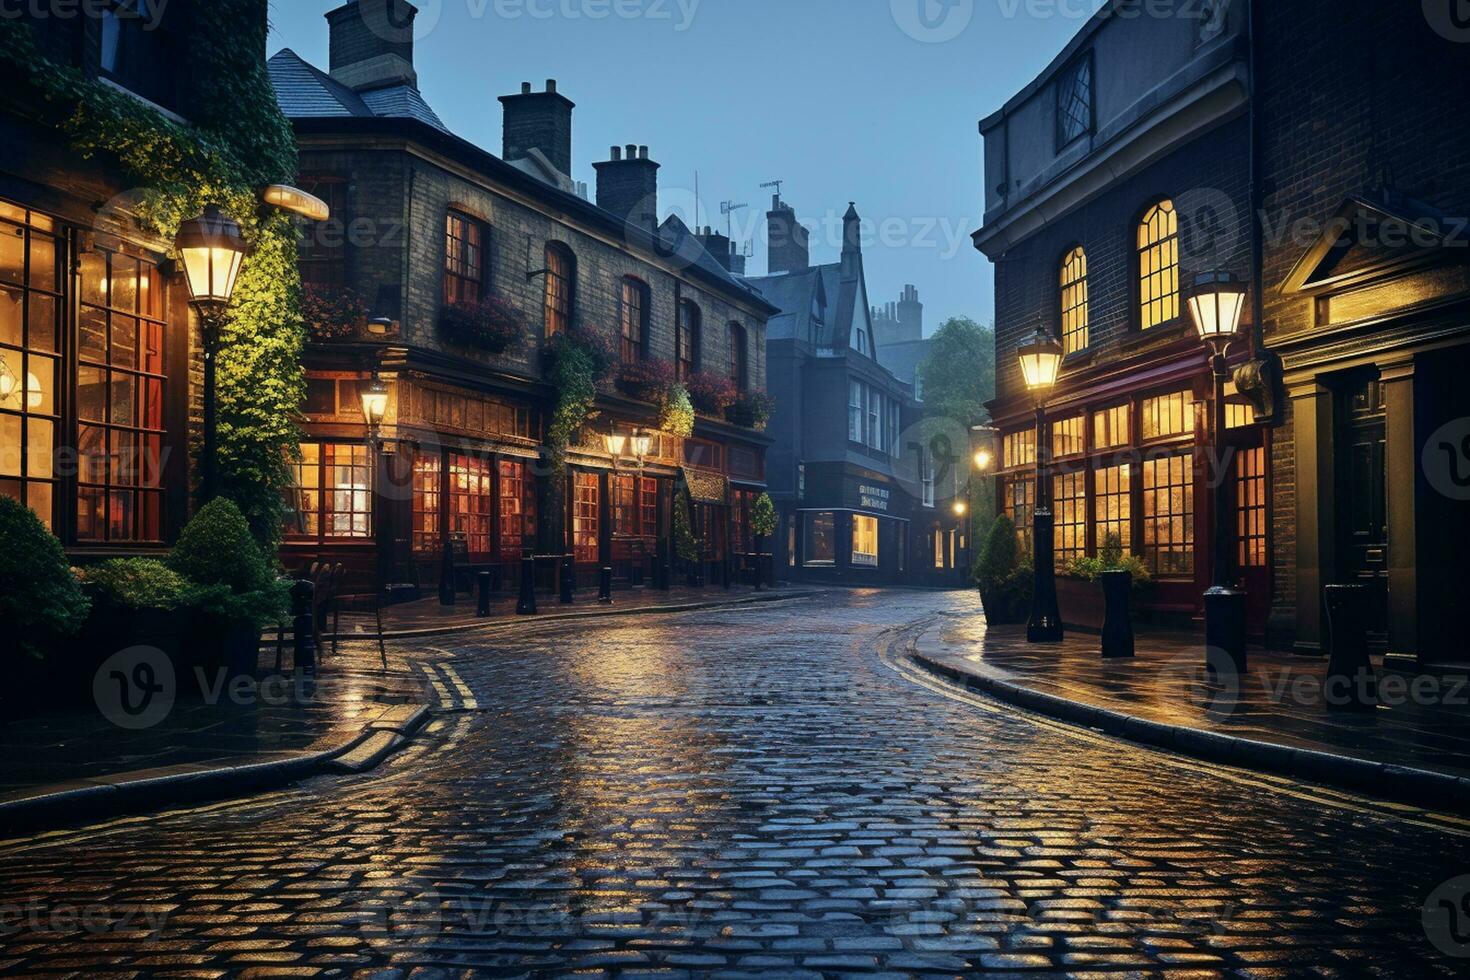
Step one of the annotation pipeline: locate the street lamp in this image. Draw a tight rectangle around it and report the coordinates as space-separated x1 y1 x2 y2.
360 374 393 600
175 206 247 501
1187 271 1249 671
1017 326 1065 643
359 376 390 430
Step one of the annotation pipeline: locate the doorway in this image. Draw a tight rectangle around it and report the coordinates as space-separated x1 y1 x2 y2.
1334 373 1389 648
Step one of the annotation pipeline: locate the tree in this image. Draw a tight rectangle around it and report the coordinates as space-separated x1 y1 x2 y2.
917 316 996 427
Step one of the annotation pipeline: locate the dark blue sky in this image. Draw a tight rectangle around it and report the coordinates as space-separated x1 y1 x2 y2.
267 1 1102 332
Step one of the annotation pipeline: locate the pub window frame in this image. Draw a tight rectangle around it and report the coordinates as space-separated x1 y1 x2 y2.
1059 245 1089 355
677 300 701 381
444 210 484 307
287 442 373 543
543 242 575 339
727 321 748 391
619 276 648 362
1136 198 1180 331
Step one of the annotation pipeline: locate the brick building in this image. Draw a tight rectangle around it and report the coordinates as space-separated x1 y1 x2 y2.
974 1 1274 636
1257 0 1470 664
748 198 967 587
268 0 775 597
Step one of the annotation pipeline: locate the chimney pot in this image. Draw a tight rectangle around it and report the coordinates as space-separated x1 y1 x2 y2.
626 144 638 159
611 146 622 161
546 79 557 93
521 82 532 94
638 145 650 160
499 76 576 177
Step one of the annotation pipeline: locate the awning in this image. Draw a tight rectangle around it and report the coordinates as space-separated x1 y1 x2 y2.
680 467 729 505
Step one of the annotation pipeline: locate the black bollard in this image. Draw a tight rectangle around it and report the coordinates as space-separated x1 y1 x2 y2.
477 571 492 617
516 555 538 616
560 554 575 604
439 537 456 606
1324 584 1377 711
1100 570 1135 659
291 579 317 676
599 566 613 604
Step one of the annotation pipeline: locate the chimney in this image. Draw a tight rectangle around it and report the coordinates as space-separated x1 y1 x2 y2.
897 284 923 342
766 194 809 274
499 79 575 177
695 227 746 276
326 0 418 93
841 202 862 276
593 145 660 236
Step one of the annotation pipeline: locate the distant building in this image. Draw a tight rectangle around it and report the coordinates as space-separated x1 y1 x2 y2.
872 285 930 399
748 198 965 586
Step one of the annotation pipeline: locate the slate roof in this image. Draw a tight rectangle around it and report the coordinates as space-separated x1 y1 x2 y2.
267 49 448 132
877 338 930 390
746 263 851 350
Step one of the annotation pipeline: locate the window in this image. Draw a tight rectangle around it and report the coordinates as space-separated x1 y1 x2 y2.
683 438 723 470
613 473 638 537
677 301 700 381
1053 469 1086 566
1002 476 1034 552
412 452 441 554
1052 414 1084 458
449 454 493 558
297 177 348 287
100 0 178 110
639 477 658 541
933 529 945 569
920 449 936 508
445 211 483 306
76 249 166 543
289 443 372 540
573 471 599 563
852 514 879 567
1138 200 1180 330
1094 462 1132 555
1059 246 1089 354
619 277 647 361
543 243 573 338
499 458 536 558
1 202 61 532
804 512 835 565
887 402 901 460
1142 391 1192 440
1141 454 1194 576
853 321 870 356
867 388 882 452
728 322 748 390
1093 404 1131 449
848 381 863 443
1236 446 1267 568
1056 53 1092 147
1002 429 1036 470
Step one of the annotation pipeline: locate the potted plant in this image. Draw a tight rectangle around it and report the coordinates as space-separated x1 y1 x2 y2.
614 357 678 403
749 492 778 589
1057 533 1152 631
440 295 525 353
673 487 702 587
974 515 1032 625
169 498 289 688
686 372 737 417
726 390 774 430
0 497 90 708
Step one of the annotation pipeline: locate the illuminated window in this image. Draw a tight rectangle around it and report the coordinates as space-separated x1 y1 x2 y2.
933 529 945 569
613 473 638 537
1094 462 1132 555
677 301 700 381
619 277 647 362
639 477 658 541
411 452 441 554
1059 247 1089 354
499 458 535 558
1236 446 1267 568
1137 200 1180 330
449 453 493 558
75 249 167 543
445 211 482 306
1052 414 1084 457
1002 476 1034 552
288 443 372 541
1002 429 1037 469
804 511 835 565
543 243 573 338
1226 403 1254 429
1142 391 1193 440
573 471 599 563
1053 469 1087 566
1093 404 1131 449
1 202 61 532
852 514 879 567
728 322 748 390
1142 454 1194 576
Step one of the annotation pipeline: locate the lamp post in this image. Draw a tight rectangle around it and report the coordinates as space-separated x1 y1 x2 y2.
1186 271 1250 672
175 207 247 502
1017 327 1065 643
360 375 391 598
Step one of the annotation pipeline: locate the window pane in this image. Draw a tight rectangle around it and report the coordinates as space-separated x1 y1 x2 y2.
1141 454 1194 576
1052 469 1086 566
852 514 879 567
1059 247 1088 354
1138 201 1180 330
804 512 835 565
1094 463 1131 555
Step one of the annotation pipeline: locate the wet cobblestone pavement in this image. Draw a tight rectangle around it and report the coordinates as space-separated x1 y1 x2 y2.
1 589 1467 977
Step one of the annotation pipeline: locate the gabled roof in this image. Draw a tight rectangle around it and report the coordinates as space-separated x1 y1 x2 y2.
657 215 771 306
746 266 827 343
1281 190 1454 296
267 49 448 132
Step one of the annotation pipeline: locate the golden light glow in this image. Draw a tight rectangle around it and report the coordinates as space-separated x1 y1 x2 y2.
605 432 628 457
1017 327 1064 392
973 449 993 472
631 431 653 458
263 184 331 222
953 500 969 517
1187 272 1248 342
175 207 247 308
359 378 390 426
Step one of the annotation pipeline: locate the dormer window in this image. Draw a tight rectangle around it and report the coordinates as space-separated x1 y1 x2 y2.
1056 52 1093 149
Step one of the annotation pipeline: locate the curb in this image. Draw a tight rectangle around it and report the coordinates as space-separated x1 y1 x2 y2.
906 632 1470 815
0 703 432 832
317 589 822 643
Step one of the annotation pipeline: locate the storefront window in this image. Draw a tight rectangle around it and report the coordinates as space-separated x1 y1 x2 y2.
449 454 493 558
288 443 372 540
1141 453 1193 576
1093 404 1131 449
613 473 637 537
412 452 441 554
1142 390 1192 440
573 471 599 563
852 514 879 567
499 458 535 558
1053 469 1087 566
1094 462 1132 552
1002 476 1034 552
804 511 835 566
1237 446 1267 568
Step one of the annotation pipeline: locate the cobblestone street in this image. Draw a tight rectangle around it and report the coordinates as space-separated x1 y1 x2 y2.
1 590 1467 977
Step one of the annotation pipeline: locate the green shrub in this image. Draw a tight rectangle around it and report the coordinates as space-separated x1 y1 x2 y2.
169 498 274 595
975 515 1020 594
0 496 90 659
83 558 190 611
1061 531 1152 588
673 488 700 563
750 493 778 540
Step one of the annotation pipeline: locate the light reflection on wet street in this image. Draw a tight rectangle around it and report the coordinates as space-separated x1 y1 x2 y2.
0 589 1465 976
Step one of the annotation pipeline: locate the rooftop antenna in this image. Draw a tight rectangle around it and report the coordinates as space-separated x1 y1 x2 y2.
761 179 784 204
720 200 748 239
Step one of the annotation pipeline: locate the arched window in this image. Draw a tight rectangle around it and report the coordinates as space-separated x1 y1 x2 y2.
1059 246 1088 354
543 243 574 338
619 277 648 361
677 300 701 381
727 322 748 391
1137 199 1179 330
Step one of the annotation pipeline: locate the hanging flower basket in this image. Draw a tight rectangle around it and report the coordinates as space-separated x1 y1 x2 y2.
440 296 525 353
686 372 738 417
659 385 695 439
543 325 616 380
615 358 678 403
726 391 775 430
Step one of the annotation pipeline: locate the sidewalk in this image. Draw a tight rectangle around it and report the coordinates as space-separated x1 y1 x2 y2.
910 599 1470 812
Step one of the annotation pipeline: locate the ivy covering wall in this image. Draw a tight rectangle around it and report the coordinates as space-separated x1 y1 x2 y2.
0 2 304 550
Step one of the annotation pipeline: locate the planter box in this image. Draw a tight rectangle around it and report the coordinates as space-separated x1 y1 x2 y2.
1057 577 1107 631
